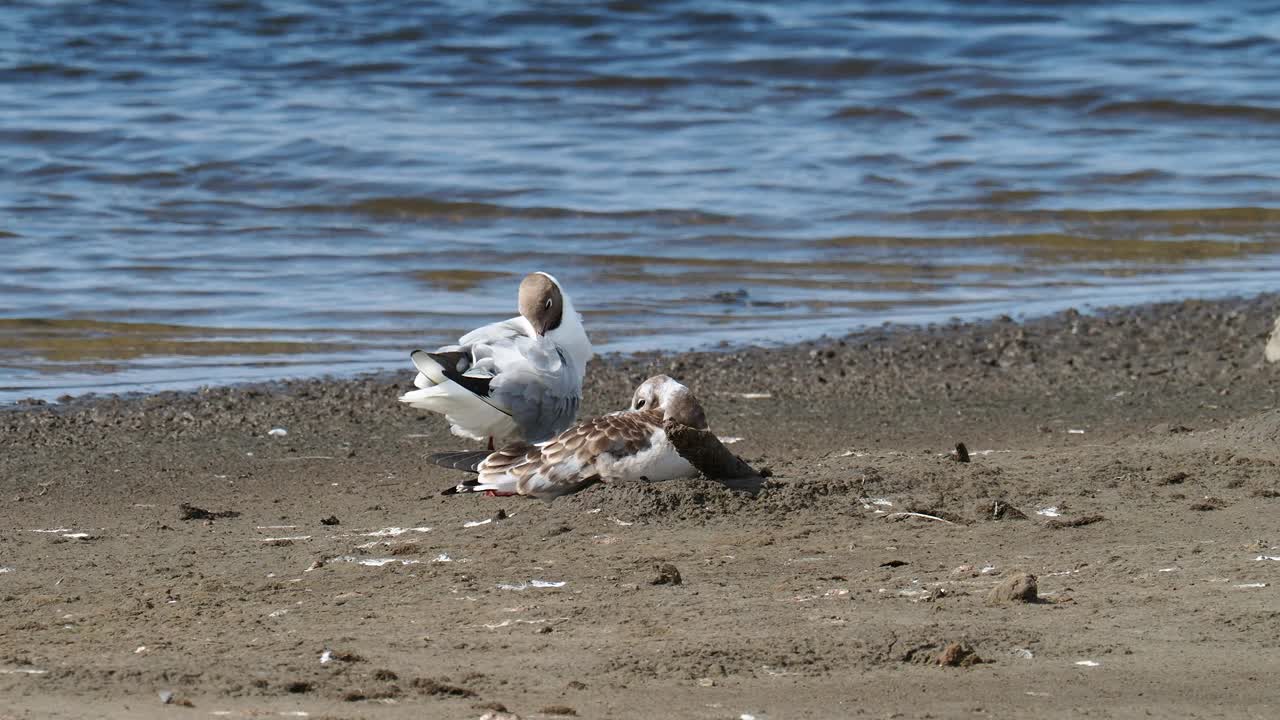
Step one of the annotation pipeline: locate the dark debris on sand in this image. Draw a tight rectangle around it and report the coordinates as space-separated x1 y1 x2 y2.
178 503 240 521
1044 514 1105 529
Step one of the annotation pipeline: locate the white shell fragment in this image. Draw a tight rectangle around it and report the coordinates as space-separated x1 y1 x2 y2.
362 527 431 537
331 556 419 567
496 579 567 590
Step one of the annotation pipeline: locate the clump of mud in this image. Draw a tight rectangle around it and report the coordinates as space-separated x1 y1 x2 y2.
987 572 1039 604
936 642 985 667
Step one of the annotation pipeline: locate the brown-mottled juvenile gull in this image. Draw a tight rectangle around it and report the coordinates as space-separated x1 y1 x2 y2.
431 375 710 501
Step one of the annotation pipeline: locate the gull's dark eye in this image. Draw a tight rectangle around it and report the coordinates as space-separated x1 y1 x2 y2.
544 298 553 309
635 399 646 409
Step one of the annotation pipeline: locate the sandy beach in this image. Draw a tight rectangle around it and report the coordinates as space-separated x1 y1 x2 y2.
3 293 1279 719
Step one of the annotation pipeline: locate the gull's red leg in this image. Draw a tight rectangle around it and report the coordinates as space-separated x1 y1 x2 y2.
482 436 515 496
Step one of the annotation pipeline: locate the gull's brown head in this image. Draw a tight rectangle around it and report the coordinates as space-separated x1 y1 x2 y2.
631 375 708 430
517 272 564 337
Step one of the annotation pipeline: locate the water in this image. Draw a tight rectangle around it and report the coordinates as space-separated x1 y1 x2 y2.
4 1 1280 403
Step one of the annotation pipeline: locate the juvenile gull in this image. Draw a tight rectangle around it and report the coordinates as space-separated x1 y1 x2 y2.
399 272 592 446
431 375 708 501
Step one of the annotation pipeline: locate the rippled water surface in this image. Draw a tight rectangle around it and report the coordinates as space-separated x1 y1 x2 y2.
5 1 1280 402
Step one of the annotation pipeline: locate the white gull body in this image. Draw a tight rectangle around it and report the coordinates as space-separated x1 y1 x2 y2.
398 272 592 444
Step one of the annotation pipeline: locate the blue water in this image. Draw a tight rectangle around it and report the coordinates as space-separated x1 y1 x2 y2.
4 1 1280 402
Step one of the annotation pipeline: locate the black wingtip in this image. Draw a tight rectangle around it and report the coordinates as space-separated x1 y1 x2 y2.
440 486 460 496
424 350 491 397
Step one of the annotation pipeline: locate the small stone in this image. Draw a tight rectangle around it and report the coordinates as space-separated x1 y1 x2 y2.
937 642 984 667
977 499 1027 521
651 563 682 585
1189 497 1225 511
987 571 1038 604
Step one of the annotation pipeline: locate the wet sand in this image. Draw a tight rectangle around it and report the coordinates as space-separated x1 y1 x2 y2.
3 294 1279 719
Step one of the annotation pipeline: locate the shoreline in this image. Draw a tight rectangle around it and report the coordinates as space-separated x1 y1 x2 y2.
6 286 1280 409
3 291 1279 718
7 289 1279 418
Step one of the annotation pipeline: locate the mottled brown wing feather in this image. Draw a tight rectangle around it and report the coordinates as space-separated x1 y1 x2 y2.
584 410 659 458
481 409 663 495
475 443 537 478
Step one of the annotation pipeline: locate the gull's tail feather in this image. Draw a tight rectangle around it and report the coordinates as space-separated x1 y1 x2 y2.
399 349 509 442
398 383 449 408
429 450 490 473
441 478 476 496
441 476 514 496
